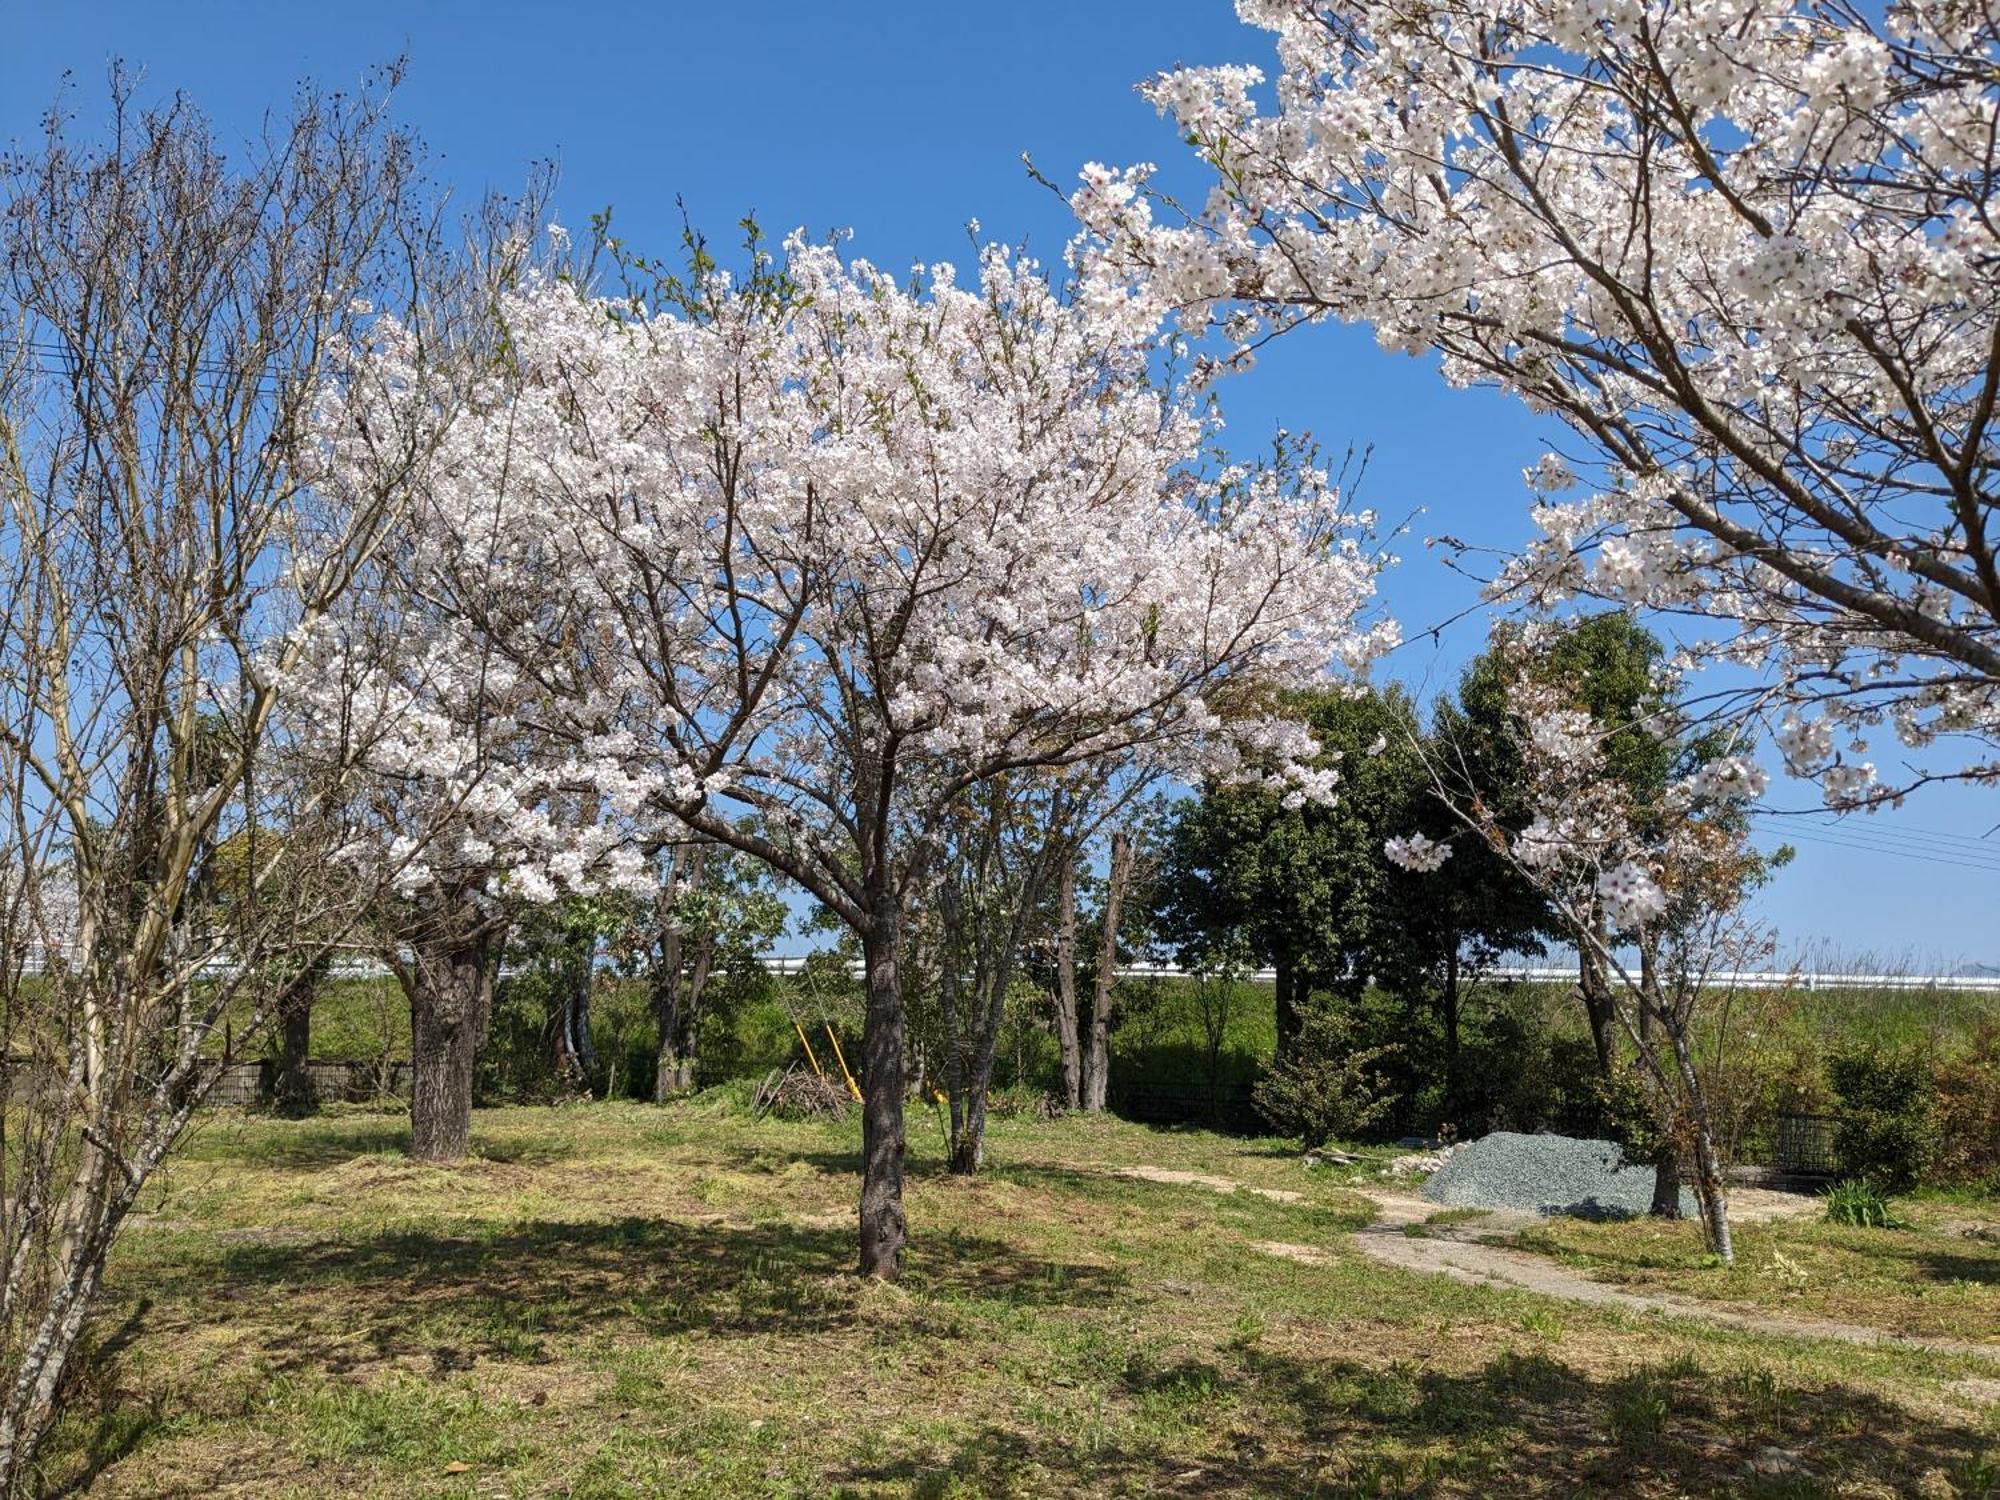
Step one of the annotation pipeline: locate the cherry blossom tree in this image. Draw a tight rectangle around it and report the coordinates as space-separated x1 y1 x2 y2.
296 295 662 1161
1397 621 1782 1260
1074 0 2000 808
332 230 1393 1276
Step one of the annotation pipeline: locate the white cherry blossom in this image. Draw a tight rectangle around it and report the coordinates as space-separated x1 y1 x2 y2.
1075 0 2000 811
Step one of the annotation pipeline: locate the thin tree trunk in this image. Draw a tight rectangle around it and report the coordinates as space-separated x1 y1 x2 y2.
404 920 493 1163
569 954 597 1085
652 848 708 1104
940 886 967 1165
275 995 316 1118
675 937 713 1092
1636 945 1681 1218
858 904 908 1279
1082 829 1132 1113
1442 944 1461 1071
1273 957 1299 1070
1576 921 1617 1081
948 976 988 1184
952 925 1027 1174
1663 1016 1733 1263
1688 1123 1733 1263
652 925 685 1103
1052 860 1082 1111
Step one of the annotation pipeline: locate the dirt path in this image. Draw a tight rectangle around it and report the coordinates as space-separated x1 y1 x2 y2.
1345 1188 1999 1357
1114 1164 1999 1361
1115 1165 1304 1203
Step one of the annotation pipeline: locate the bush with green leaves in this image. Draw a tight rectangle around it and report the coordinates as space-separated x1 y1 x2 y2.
1252 996 1402 1149
1929 1025 2000 1192
1825 1043 1940 1193
1821 1178 1907 1230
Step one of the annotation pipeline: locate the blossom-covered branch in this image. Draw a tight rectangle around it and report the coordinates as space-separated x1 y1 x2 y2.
1075 0 2000 808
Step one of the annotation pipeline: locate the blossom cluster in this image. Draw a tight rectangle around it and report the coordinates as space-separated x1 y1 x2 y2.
1074 0 2000 809
1385 632 1770 937
299 236 1393 910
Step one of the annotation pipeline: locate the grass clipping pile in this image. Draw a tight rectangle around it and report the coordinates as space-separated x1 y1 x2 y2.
1421 1131 1693 1218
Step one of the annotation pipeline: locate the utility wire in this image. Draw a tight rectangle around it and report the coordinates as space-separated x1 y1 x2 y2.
1764 825 2000 875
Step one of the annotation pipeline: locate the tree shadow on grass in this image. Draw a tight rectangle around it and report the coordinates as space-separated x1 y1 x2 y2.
181 1116 576 1170
179 1114 414 1168
41 1299 163 1497
168 1214 1128 1380
1858 1237 2000 1288
720 1144 866 1178
834 1341 1999 1498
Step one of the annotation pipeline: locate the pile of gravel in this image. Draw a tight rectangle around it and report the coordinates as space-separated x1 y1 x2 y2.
1420 1131 1694 1218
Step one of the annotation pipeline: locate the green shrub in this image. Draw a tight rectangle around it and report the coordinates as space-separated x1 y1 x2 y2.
1821 1178 1908 1229
1252 997 1402 1148
1825 1043 1939 1192
1929 1025 2000 1191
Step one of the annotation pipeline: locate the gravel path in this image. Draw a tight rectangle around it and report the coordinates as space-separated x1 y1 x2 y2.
1347 1188 1997 1359
1101 1160 1995 1361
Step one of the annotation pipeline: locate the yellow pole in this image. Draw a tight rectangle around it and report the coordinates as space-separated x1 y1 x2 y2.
824 1023 862 1100
792 1018 826 1082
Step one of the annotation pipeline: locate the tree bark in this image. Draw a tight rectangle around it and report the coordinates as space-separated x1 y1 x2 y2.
1442 945 1461 1070
549 931 598 1093
939 883 968 1168
1650 1145 1684 1219
950 923 1026 1175
1635 944 1682 1218
1576 923 1617 1081
404 917 495 1163
1082 829 1133 1113
651 845 708 1100
1052 859 1082 1111
1273 957 1300 1070
858 905 908 1278
1663 1017 1733 1263
275 994 316 1118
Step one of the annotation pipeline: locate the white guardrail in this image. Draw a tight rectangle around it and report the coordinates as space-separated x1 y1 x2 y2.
17 948 2000 993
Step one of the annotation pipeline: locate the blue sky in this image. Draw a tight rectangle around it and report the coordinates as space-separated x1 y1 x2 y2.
9 1 1997 965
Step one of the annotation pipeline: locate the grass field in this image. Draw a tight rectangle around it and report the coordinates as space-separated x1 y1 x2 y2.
49 1103 2000 1497
1500 1197 2000 1345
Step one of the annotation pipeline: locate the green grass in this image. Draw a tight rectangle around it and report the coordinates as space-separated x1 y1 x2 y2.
1503 1197 2000 1343
44 1105 2000 1496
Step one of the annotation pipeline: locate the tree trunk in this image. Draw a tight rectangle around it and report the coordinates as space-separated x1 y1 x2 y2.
1687 1123 1733 1264
950 920 1027 1175
939 891 967 1169
1082 829 1132 1113
858 906 908 1279
1052 860 1082 1111
1635 945 1681 1218
1273 957 1300 1070
652 949 686 1103
651 845 707 1101
1662 1017 1733 1263
1650 1145 1684 1219
1576 926 1617 1081
1442 945 1461 1069
405 920 494 1163
275 995 316 1118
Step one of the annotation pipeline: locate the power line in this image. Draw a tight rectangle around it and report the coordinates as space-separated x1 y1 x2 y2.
1766 825 2000 875
1754 809 2000 853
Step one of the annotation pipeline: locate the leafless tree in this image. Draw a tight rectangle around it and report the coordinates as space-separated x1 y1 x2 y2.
0 70 478 1487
